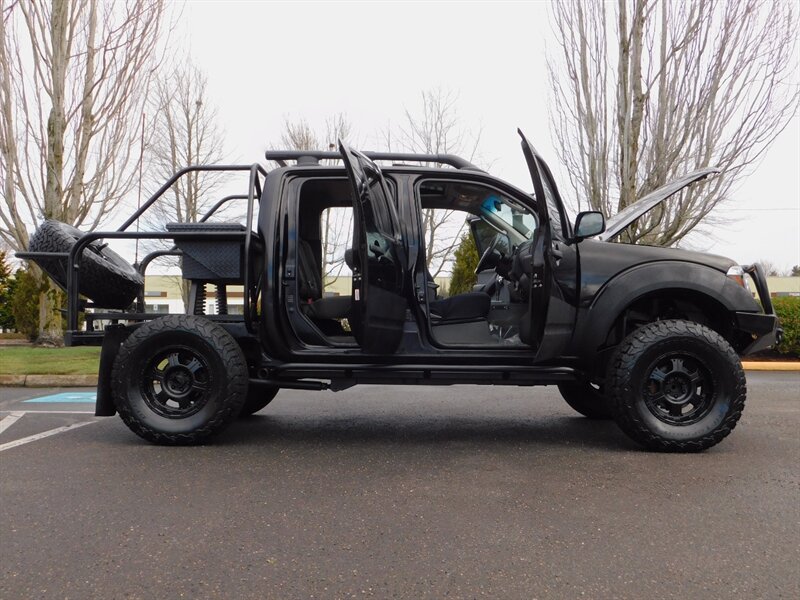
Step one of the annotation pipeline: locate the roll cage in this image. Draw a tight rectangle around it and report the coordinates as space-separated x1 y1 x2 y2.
16 152 487 348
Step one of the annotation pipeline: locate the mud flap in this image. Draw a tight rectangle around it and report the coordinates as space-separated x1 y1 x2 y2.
95 324 132 416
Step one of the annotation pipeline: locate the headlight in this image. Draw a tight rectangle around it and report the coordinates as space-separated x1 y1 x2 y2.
727 265 752 292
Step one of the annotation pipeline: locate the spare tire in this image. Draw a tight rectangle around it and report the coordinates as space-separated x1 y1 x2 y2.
28 220 144 309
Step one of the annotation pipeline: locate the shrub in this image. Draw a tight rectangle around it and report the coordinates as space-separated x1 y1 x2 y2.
773 296 800 357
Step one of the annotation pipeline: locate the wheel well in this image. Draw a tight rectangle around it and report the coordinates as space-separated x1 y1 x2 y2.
593 289 738 379
605 289 733 346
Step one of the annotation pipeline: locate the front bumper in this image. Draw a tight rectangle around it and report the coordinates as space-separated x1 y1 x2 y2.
735 263 782 355
736 311 781 355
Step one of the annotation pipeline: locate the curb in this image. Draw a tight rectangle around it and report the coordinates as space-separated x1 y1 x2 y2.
740 362 800 371
0 374 98 387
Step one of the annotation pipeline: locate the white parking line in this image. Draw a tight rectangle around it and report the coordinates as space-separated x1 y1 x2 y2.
0 421 96 452
0 411 26 435
1 410 95 415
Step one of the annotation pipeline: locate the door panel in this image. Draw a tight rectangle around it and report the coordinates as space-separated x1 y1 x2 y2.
339 142 409 353
518 130 577 360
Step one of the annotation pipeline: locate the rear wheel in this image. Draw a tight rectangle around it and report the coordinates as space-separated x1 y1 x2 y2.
607 319 746 452
111 315 248 444
557 382 612 419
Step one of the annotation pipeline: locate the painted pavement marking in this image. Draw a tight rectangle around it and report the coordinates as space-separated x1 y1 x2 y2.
1 410 95 415
0 420 96 453
23 392 96 404
0 411 25 435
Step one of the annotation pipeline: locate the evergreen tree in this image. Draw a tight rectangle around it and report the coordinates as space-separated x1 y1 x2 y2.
10 267 45 341
448 232 479 296
0 251 15 331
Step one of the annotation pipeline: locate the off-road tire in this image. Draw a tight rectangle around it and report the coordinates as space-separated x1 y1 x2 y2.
558 382 613 419
607 319 746 452
239 386 279 417
28 219 143 308
111 315 248 445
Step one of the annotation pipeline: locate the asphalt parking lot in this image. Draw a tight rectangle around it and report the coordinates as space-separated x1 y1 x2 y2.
1 372 798 599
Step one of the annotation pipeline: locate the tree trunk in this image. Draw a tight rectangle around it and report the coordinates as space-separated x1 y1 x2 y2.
36 0 69 346
36 271 63 347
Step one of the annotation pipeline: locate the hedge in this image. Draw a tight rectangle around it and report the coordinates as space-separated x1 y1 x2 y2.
773 296 800 357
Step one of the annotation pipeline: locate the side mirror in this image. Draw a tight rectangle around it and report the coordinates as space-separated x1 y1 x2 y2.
573 211 605 241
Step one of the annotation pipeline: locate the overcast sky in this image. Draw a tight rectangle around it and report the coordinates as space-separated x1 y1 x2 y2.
170 1 799 271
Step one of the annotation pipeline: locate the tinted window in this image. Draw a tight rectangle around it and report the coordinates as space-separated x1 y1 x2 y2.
538 166 565 237
359 158 399 240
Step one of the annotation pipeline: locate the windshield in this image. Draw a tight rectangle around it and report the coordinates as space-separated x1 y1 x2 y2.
480 195 537 240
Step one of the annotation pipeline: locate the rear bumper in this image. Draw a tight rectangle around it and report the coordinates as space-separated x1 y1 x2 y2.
736 264 782 355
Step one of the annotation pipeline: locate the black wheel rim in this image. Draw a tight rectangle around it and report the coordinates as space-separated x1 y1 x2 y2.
642 352 715 425
140 346 212 419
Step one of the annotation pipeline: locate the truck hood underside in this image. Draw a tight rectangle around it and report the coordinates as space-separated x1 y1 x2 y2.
599 167 721 241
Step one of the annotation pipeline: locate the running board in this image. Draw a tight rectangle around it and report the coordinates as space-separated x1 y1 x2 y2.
263 363 580 390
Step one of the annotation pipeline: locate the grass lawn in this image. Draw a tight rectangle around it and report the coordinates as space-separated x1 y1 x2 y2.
0 346 101 376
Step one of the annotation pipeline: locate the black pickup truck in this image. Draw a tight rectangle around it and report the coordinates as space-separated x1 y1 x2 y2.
22 131 780 451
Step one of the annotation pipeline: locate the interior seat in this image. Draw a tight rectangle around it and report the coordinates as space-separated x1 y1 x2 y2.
298 240 352 320
420 265 490 322
430 291 491 322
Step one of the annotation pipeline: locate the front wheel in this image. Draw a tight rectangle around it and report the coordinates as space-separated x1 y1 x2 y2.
607 320 746 452
111 315 248 445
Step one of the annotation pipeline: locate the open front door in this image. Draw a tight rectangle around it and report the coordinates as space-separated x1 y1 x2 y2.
339 141 409 353
518 130 576 360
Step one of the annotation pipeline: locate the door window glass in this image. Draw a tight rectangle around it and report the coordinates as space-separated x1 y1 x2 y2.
359 159 399 240
538 168 566 237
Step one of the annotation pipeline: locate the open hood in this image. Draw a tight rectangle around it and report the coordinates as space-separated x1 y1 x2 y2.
599 167 721 241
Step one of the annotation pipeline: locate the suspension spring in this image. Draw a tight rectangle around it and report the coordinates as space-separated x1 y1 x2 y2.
193 282 206 315
216 284 228 315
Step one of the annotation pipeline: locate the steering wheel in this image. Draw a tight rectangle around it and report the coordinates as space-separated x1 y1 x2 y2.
474 234 502 274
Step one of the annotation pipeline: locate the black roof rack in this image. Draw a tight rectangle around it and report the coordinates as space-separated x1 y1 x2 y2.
264 150 482 171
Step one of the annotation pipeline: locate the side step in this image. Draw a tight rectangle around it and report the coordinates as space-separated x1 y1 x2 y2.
262 363 581 390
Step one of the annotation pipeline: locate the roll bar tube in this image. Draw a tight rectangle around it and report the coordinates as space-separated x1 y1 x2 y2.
63 163 267 341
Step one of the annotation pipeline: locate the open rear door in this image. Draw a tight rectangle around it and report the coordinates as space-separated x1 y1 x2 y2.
518 130 576 360
339 141 409 353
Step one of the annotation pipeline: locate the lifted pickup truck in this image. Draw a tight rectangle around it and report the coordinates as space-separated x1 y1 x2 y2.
21 131 781 451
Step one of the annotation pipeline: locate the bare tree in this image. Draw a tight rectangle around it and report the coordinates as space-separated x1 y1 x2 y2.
756 259 784 277
0 0 167 343
275 114 354 290
388 88 483 278
548 0 799 246
279 117 318 152
148 63 225 225
145 60 226 310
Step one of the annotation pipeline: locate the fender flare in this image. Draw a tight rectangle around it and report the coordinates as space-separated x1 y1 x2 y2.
574 261 757 361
